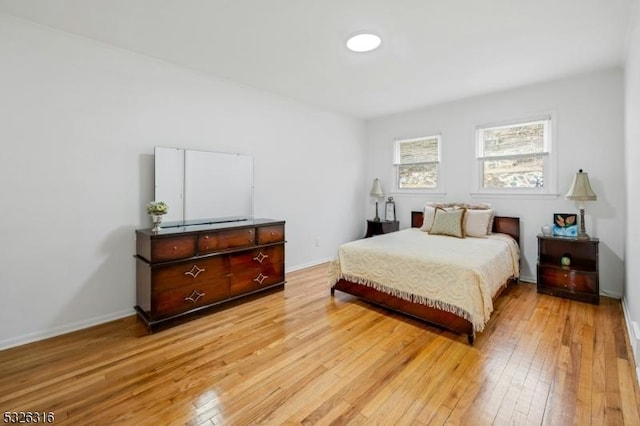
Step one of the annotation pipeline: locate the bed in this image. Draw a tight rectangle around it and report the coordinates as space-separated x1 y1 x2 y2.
329 210 520 344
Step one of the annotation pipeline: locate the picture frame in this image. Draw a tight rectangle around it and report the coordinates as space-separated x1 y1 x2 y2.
552 213 578 237
385 197 396 222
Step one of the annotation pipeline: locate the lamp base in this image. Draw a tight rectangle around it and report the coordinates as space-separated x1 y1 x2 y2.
373 201 381 222
577 207 590 239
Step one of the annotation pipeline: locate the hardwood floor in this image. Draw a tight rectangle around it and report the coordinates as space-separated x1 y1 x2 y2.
1 263 639 425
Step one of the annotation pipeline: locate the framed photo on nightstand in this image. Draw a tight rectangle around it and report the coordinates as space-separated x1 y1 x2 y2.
385 197 396 221
553 213 577 237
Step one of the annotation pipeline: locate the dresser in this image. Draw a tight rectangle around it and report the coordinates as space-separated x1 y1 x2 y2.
536 235 599 304
135 218 285 330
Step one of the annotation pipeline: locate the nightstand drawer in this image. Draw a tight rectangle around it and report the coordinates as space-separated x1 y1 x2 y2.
538 266 597 293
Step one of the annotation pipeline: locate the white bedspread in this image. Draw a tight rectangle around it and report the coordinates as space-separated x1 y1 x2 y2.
328 228 520 332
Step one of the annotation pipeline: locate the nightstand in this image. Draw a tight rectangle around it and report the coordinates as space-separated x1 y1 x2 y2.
536 235 599 304
365 220 399 238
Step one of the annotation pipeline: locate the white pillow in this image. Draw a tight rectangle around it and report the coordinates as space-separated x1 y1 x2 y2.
419 206 437 231
464 209 494 237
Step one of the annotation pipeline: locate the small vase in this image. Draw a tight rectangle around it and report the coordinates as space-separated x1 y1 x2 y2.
151 214 163 232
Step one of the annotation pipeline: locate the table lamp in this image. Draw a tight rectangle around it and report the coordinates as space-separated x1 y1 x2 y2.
565 169 597 239
370 178 385 222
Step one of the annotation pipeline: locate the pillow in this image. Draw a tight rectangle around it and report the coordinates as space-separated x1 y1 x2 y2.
419 206 437 231
429 207 466 238
462 202 492 210
461 202 493 234
429 202 491 210
426 202 461 209
420 204 457 231
464 208 494 237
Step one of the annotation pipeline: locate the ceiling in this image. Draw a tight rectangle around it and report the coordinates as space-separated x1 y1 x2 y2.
0 0 634 119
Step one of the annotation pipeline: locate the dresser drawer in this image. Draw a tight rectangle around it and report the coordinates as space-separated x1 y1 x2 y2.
538 266 597 294
229 244 285 296
152 278 230 319
257 224 285 244
152 256 228 293
151 235 196 262
198 228 256 253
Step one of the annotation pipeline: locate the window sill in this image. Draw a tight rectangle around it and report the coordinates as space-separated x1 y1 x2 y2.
470 192 560 200
389 190 447 198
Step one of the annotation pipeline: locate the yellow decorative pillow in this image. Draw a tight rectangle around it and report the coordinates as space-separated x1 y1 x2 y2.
429 207 466 238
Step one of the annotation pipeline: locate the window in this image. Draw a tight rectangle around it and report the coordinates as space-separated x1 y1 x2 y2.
476 118 554 194
394 135 441 191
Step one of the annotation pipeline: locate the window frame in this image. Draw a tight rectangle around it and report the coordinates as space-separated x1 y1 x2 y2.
472 116 557 197
393 134 445 194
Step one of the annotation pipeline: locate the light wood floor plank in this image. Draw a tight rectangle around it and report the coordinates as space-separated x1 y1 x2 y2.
0 263 638 425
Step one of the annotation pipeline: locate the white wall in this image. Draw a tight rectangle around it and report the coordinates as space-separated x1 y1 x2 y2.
624 1 640 374
365 69 625 293
0 11 631 352
0 15 366 349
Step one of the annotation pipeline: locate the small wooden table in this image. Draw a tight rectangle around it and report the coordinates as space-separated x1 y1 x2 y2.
536 234 599 304
365 220 399 238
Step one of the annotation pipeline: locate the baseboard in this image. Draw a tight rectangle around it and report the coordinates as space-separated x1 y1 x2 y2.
622 297 640 387
286 257 334 273
520 274 536 284
601 289 624 299
1 259 336 352
0 308 135 351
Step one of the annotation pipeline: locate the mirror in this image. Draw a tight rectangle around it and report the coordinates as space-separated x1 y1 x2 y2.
154 147 254 225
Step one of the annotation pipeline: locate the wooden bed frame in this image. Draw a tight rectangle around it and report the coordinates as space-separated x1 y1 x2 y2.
331 211 520 344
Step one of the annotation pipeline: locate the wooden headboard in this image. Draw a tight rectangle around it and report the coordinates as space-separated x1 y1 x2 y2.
411 211 520 246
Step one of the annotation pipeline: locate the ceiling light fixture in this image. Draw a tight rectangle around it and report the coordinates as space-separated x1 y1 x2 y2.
346 33 381 52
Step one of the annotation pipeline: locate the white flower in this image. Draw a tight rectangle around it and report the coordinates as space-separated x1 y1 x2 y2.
146 201 168 215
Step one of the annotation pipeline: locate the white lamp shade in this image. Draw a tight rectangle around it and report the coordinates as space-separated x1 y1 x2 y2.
565 169 597 201
370 178 384 198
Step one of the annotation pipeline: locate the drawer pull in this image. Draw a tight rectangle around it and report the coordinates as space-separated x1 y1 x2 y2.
254 273 268 285
253 252 269 264
185 264 205 278
185 289 205 304
173 246 177 251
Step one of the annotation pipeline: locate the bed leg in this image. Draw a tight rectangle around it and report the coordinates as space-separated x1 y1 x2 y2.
467 333 475 345
330 287 335 296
